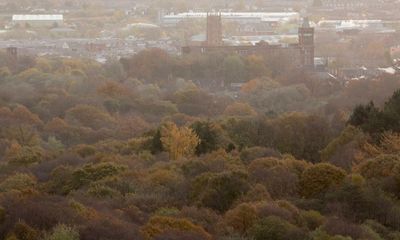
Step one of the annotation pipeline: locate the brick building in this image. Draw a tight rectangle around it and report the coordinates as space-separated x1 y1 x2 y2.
182 14 315 69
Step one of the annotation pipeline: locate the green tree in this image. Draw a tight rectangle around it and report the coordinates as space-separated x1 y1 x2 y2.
190 121 222 155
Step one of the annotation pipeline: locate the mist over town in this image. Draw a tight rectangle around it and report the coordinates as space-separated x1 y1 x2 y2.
0 1 399 240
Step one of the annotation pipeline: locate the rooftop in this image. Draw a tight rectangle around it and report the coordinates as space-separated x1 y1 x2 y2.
162 12 299 22
12 15 64 21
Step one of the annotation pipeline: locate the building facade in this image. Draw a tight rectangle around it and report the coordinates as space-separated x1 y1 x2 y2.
206 13 223 46
182 15 315 69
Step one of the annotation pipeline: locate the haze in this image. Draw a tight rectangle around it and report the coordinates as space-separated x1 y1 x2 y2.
0 1 399 240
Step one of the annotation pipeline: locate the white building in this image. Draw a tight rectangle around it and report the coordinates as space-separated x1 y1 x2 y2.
12 15 64 28
161 12 300 26
317 20 395 34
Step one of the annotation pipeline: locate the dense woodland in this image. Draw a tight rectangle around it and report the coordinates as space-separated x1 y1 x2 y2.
0 48 399 240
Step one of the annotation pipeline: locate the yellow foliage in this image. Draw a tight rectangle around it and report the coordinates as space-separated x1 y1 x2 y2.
358 131 400 165
377 132 400 154
161 122 200 161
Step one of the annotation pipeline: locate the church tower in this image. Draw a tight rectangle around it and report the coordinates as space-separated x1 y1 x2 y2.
299 18 314 69
206 13 222 46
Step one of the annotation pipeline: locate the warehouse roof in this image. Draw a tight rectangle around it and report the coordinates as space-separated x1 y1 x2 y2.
12 15 63 21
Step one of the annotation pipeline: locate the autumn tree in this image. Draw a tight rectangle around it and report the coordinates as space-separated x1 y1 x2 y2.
356 154 400 179
249 216 306 240
300 163 346 198
8 221 40 240
120 48 174 83
0 173 37 192
140 216 211 240
161 122 200 160
224 203 258 236
65 104 115 130
224 102 257 117
271 113 331 163
43 224 79 240
190 170 249 212
97 81 128 99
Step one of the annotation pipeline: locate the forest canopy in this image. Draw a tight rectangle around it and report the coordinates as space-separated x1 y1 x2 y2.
0 48 399 240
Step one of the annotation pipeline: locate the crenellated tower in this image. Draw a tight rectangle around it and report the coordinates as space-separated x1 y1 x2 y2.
299 17 315 69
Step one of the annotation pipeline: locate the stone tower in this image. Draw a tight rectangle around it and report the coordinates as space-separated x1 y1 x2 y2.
298 17 314 69
206 13 222 46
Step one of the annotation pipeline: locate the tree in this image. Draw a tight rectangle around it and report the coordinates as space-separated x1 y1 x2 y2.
48 163 126 195
190 121 222 155
222 55 246 86
120 48 174 83
300 163 346 198
190 170 249 212
357 154 400 179
224 102 257 117
348 101 384 135
0 173 37 192
146 128 164 154
172 87 222 116
248 157 310 198
271 113 331 163
4 142 44 166
161 122 200 160
65 104 115 130
300 210 325 231
224 203 258 236
348 90 400 139
97 81 128 99
10 105 42 126
9 221 40 240
140 216 212 240
249 216 306 240
320 126 366 170
310 229 352 240
44 225 79 240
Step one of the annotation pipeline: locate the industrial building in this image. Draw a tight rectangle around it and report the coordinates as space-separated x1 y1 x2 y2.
161 12 300 26
11 15 64 28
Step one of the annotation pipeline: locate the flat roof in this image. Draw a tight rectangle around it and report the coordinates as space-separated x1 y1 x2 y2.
12 15 63 21
163 12 299 20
